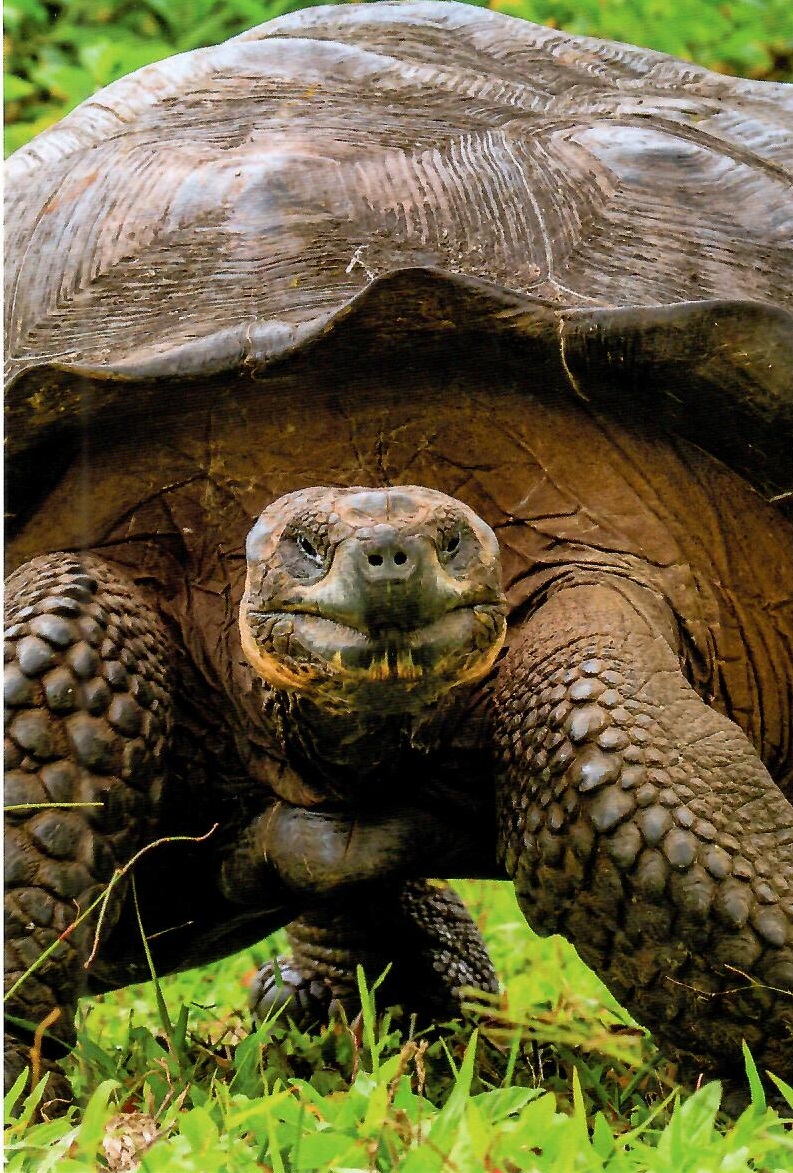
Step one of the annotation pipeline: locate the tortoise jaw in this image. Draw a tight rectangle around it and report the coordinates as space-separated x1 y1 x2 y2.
241 602 506 713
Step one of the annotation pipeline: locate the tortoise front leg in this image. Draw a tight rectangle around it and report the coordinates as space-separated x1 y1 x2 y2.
492 582 793 1086
220 805 500 1026
4 553 173 1108
249 880 498 1027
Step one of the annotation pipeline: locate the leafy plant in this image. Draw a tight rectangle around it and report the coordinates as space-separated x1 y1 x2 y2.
493 0 793 78
5 882 793 1170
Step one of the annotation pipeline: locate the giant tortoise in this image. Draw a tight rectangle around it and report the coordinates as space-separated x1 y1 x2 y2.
5 0 793 1108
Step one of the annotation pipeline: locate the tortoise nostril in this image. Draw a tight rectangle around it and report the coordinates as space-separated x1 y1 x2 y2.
367 549 409 569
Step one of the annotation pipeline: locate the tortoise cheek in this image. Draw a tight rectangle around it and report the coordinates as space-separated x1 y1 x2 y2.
238 611 306 693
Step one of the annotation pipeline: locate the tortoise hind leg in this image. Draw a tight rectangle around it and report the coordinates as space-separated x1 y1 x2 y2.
4 553 174 1109
493 580 793 1088
250 879 498 1027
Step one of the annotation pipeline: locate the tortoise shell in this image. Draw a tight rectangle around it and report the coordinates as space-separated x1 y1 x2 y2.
5 0 793 511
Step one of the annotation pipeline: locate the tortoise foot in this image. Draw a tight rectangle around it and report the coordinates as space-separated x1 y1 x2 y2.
250 880 499 1031
250 958 348 1028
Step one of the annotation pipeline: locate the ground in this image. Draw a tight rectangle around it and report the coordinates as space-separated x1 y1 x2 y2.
6 880 793 1171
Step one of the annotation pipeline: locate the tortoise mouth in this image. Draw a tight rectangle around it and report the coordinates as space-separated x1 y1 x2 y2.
241 601 506 707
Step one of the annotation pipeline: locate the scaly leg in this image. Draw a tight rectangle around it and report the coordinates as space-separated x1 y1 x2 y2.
250 879 498 1025
4 554 173 1108
492 581 793 1085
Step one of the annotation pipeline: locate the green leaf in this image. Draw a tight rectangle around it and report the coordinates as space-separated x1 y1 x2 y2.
768 1071 793 1110
742 1041 766 1112
4 0 49 32
78 37 173 83
5 75 38 100
28 62 95 105
657 1081 722 1167
290 1129 360 1169
3 1070 29 1119
179 1103 220 1150
471 1084 539 1122
428 1029 477 1146
591 1111 616 1159
71 1080 119 1162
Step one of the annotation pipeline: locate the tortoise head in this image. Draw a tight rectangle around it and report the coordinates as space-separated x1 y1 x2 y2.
240 486 506 715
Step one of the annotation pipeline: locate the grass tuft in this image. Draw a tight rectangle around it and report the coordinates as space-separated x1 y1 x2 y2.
5 881 793 1170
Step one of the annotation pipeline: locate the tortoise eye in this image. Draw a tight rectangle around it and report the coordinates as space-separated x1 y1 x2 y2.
279 529 326 580
443 532 461 557
297 534 321 562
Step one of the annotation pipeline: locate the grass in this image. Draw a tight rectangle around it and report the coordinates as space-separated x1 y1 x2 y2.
5 880 793 1170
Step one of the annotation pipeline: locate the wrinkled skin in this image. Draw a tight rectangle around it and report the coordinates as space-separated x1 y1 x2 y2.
5 360 792 1109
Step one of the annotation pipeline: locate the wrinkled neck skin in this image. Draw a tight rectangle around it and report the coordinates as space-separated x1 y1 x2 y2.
263 680 482 808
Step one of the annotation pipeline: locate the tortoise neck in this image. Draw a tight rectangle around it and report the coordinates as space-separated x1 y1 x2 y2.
265 686 469 800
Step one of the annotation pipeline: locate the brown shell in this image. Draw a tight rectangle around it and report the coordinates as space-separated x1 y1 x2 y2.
5 1 793 503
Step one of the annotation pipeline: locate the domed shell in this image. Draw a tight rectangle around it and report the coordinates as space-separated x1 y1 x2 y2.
5 0 792 505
